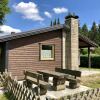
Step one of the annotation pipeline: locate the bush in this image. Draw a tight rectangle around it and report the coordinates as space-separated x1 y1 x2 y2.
94 47 100 55
80 48 88 55
80 55 100 68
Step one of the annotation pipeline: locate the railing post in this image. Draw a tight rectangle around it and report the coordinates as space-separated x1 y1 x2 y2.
37 75 40 100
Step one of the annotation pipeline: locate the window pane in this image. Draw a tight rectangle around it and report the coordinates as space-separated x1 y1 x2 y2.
41 45 54 60
42 45 52 50
41 50 52 58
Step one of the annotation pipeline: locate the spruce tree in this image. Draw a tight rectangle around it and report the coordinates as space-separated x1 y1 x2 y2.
81 24 89 37
57 18 60 25
53 19 57 25
97 24 100 45
50 20 52 26
89 22 98 42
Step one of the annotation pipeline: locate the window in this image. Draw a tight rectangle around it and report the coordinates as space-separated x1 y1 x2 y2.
40 44 54 60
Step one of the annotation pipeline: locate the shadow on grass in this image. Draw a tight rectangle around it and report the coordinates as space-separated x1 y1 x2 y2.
3 92 14 100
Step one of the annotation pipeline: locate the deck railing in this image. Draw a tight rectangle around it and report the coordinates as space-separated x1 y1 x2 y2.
0 72 40 100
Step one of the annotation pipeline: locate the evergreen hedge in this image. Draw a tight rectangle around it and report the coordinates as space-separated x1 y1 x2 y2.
80 55 100 68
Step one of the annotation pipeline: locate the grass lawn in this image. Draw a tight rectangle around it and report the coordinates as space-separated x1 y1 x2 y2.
80 67 100 71
0 94 8 100
81 74 100 88
0 92 10 100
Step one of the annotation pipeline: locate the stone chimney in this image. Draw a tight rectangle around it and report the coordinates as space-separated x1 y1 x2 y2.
64 13 79 70
11 32 16 35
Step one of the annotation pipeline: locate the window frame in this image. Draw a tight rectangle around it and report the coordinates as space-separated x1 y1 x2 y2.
39 44 55 61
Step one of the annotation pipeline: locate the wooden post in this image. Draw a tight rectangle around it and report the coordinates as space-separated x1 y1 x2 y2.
88 47 91 70
37 75 40 100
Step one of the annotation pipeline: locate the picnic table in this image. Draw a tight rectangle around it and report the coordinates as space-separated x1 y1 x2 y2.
37 70 67 91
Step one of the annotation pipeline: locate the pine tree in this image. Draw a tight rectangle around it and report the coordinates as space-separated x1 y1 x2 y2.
50 20 52 26
97 24 100 45
89 22 98 42
78 21 82 34
53 19 57 25
81 24 89 37
98 24 100 33
57 18 60 25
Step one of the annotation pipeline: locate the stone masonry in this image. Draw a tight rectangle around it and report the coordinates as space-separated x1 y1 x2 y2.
64 15 79 70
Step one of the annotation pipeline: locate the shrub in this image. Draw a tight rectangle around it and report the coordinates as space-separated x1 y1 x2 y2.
94 47 100 55
80 48 88 55
80 55 100 68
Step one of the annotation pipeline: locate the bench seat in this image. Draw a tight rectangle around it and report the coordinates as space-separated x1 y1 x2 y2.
55 68 81 89
26 76 48 86
24 71 48 95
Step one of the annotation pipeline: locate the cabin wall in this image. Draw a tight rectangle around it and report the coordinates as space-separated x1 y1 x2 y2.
7 30 62 79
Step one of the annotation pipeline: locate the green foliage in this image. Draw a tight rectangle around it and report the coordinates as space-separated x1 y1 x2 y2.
0 92 10 100
80 24 89 37
50 20 52 26
80 55 100 68
80 22 100 46
53 19 57 25
94 47 100 55
50 18 60 26
80 56 88 67
81 48 100 56
80 48 88 55
89 22 98 42
0 0 10 25
96 24 100 45
57 18 60 25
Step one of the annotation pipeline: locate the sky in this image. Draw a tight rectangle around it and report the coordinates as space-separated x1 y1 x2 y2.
0 0 100 36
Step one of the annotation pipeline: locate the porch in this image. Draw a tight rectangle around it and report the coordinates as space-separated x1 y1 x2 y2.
79 34 98 68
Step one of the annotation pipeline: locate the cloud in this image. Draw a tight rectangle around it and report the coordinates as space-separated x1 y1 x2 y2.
0 25 21 36
44 11 52 18
13 2 44 21
53 7 68 14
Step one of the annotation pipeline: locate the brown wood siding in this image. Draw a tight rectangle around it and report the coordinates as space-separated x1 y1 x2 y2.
7 30 62 79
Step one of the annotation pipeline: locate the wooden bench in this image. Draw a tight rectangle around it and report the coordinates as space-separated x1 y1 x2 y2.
37 70 66 91
24 70 48 95
55 68 81 89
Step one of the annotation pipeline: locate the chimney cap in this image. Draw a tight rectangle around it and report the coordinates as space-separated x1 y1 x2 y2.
65 12 79 19
11 32 16 35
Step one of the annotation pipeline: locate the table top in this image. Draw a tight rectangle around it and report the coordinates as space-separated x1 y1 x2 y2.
38 70 68 78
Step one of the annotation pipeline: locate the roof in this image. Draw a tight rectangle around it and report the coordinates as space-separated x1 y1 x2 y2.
0 24 98 47
0 25 63 42
79 34 98 47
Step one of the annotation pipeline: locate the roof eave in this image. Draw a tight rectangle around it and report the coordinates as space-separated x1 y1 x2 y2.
79 34 98 47
0 25 63 42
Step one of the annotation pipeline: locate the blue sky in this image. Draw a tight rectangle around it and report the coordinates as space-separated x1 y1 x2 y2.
0 0 100 35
